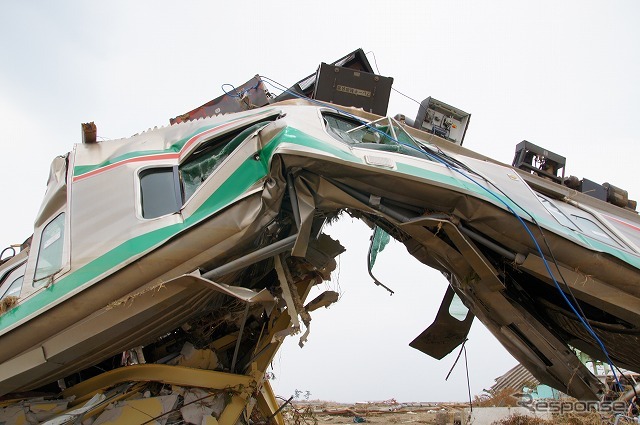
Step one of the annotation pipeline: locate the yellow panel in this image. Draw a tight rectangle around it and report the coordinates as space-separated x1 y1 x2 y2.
93 398 163 425
203 416 220 425
256 381 285 425
218 394 249 425
64 364 252 405
211 333 238 351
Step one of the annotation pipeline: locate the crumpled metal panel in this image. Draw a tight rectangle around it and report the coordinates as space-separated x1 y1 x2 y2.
34 154 68 228
409 286 475 360
170 76 271 124
92 394 178 425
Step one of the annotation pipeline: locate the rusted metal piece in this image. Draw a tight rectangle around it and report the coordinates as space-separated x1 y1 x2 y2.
81 122 97 144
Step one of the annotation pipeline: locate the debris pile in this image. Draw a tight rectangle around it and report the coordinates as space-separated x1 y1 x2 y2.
0 380 235 425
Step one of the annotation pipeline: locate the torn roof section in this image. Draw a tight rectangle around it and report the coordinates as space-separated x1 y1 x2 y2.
169 48 390 124
489 364 539 395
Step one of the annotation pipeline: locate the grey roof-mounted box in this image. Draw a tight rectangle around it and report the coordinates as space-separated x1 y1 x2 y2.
413 97 471 146
312 63 394 116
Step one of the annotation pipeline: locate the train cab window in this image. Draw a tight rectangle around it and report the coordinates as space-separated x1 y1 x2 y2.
140 167 182 219
34 213 66 282
323 112 435 161
323 113 363 139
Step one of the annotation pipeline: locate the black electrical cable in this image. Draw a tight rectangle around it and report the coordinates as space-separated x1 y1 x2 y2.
268 395 294 421
365 50 433 123
444 338 473 411
464 344 473 413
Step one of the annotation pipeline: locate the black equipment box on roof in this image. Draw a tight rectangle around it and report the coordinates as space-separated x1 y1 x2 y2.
312 63 393 116
274 48 375 102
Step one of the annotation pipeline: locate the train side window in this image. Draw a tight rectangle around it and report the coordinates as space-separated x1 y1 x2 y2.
571 215 623 248
448 292 470 321
1 276 23 300
180 121 271 201
34 213 66 282
537 195 578 230
140 167 182 219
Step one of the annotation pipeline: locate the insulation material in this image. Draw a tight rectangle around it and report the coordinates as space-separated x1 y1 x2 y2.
0 399 70 425
41 393 106 425
169 342 219 370
0 405 28 425
179 388 222 424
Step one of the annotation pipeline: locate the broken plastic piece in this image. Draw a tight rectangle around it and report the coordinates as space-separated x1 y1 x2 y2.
367 226 394 295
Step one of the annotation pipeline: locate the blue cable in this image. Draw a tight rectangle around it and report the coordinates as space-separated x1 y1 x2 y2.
245 76 624 391
445 164 624 391
221 80 263 99
221 83 242 98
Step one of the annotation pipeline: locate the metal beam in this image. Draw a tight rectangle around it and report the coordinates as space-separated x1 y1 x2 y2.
63 364 253 405
256 380 286 425
202 235 298 281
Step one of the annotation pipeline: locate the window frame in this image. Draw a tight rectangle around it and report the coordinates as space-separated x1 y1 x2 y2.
1 276 24 300
536 194 579 231
537 194 629 250
321 110 459 165
33 212 67 285
0 260 27 301
570 213 626 249
136 117 279 221
179 120 275 204
20 206 70 294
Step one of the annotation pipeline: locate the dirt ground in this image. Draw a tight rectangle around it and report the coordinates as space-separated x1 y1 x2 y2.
283 400 465 425
281 400 640 425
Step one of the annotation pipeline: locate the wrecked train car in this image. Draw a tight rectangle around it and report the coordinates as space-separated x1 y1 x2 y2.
0 52 639 424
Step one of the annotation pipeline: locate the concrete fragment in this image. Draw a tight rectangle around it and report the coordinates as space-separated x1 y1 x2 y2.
434 411 447 425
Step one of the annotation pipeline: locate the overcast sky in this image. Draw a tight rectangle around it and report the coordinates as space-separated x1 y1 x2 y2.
1 1 638 403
